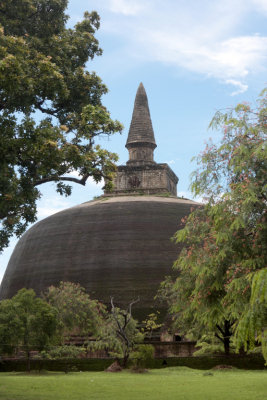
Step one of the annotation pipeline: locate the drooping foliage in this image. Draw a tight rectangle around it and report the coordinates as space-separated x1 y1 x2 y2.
160 88 267 358
235 268 267 359
0 0 123 251
0 288 59 370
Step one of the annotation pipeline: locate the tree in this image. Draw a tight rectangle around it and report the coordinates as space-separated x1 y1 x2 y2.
0 288 59 371
89 298 144 367
109 297 143 367
160 88 267 358
0 0 123 251
44 281 105 340
159 244 236 355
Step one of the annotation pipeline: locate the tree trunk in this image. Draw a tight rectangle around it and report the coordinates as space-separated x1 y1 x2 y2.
223 320 231 356
26 351 31 373
122 350 129 368
216 320 232 355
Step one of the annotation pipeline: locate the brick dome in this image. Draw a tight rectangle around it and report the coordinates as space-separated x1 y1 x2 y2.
0 196 198 318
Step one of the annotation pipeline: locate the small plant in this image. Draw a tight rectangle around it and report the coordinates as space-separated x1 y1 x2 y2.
131 344 155 369
142 312 162 339
156 192 172 197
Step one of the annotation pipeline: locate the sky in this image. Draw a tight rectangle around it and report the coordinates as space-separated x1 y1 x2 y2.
0 0 266 282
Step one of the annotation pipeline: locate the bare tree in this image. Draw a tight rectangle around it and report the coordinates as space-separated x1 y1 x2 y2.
110 297 140 367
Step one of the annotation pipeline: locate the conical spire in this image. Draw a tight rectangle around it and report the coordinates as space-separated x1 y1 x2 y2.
126 83 156 148
105 82 179 196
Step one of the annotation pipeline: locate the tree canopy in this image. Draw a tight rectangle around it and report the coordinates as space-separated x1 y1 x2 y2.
44 281 105 339
160 88 267 359
0 0 122 251
0 288 59 370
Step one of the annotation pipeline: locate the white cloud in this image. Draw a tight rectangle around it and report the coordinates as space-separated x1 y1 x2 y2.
165 159 175 164
108 0 146 15
37 207 65 218
97 0 267 94
135 20 267 94
252 0 267 14
68 170 80 178
68 171 104 188
36 176 104 219
216 36 267 77
37 198 72 219
225 79 249 96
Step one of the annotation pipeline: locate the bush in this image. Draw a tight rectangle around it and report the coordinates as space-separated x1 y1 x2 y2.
131 345 155 368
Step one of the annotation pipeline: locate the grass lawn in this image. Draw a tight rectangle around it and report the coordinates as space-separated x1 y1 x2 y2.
0 367 266 400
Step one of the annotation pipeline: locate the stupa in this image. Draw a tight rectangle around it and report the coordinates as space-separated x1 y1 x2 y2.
0 83 199 318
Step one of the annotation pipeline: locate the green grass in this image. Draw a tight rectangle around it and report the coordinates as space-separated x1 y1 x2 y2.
0 367 266 400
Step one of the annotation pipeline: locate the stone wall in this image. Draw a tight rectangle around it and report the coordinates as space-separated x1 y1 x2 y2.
151 341 197 358
107 163 178 196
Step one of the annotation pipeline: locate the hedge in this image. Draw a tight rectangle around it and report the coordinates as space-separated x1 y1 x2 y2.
0 355 265 372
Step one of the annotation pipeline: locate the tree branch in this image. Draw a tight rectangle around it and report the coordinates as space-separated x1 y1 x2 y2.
110 297 130 348
216 324 225 337
36 102 58 116
34 174 90 186
127 297 140 317
110 297 139 349
215 333 224 343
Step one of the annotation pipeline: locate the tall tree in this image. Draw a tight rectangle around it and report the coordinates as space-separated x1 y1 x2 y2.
160 88 267 358
0 0 122 251
44 281 105 339
0 288 59 371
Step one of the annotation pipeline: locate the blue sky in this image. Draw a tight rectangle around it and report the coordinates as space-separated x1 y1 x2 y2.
0 0 266 282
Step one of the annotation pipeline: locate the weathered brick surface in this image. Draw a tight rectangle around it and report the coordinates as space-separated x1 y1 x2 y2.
110 164 178 196
126 82 156 148
0 196 199 319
